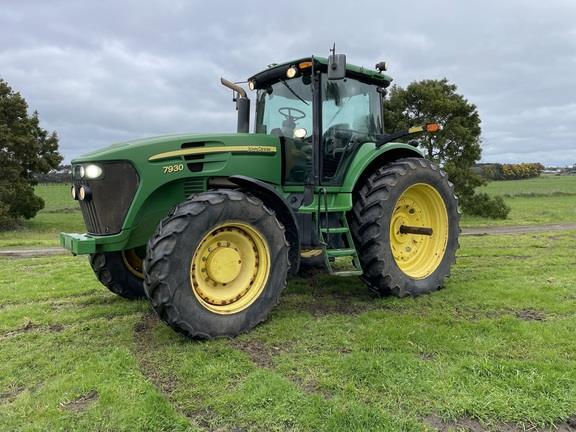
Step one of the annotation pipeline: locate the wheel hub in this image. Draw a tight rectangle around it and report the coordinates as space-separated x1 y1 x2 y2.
190 223 270 314
205 247 242 284
389 183 449 279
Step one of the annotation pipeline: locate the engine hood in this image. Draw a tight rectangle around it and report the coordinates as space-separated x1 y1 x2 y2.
72 132 279 164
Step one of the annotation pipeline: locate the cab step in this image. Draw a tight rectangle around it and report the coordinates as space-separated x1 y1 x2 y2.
331 270 363 277
326 248 357 257
320 226 349 234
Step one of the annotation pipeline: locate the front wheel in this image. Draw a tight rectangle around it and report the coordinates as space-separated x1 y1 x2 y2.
144 190 290 339
89 249 146 299
350 158 460 297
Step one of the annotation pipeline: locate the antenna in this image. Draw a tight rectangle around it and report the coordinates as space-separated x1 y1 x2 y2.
330 43 336 58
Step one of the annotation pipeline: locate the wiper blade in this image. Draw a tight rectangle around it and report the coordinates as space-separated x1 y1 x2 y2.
281 80 309 106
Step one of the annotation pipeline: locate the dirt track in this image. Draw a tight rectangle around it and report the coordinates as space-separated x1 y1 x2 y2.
2 223 576 258
462 223 576 236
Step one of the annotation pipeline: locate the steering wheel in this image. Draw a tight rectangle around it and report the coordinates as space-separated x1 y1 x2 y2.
278 107 306 121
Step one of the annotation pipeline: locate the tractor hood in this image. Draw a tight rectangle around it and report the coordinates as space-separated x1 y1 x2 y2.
72 132 279 164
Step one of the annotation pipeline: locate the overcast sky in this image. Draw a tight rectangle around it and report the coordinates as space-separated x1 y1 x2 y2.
1 0 575 165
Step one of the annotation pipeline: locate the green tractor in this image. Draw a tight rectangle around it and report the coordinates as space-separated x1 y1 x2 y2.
61 52 459 338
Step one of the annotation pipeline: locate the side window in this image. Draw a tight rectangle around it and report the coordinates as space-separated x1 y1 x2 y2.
321 77 383 183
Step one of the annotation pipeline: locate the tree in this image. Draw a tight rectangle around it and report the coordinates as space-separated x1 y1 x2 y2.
0 78 62 229
383 78 509 218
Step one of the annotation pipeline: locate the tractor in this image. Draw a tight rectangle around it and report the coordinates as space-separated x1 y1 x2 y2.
60 52 459 339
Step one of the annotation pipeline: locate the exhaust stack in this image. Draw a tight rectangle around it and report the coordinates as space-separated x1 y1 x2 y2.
221 78 250 133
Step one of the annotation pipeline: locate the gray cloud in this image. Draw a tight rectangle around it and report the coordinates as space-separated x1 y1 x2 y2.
1 0 575 165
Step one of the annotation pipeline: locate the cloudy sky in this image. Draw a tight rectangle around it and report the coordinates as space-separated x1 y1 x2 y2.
1 0 575 165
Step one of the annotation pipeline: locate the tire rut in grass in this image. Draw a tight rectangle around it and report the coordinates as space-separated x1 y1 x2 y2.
0 320 65 340
424 413 576 432
132 311 218 431
133 310 332 418
59 390 99 413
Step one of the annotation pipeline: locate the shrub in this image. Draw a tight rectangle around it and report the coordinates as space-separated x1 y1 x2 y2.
461 192 510 219
480 163 544 180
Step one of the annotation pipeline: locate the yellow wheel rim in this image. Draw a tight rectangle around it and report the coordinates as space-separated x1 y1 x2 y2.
390 183 449 279
190 222 270 315
122 249 144 279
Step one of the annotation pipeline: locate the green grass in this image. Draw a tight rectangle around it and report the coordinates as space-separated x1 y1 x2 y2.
479 174 576 197
1 231 576 431
0 184 84 248
461 175 576 227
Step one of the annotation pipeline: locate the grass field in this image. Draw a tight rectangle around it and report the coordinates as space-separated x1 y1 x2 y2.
0 184 83 248
0 176 575 249
1 231 576 431
461 175 576 227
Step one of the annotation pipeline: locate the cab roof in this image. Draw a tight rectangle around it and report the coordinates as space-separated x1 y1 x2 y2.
248 56 393 89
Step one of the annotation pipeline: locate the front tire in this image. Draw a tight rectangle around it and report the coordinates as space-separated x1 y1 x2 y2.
350 158 459 297
144 190 289 339
89 249 146 299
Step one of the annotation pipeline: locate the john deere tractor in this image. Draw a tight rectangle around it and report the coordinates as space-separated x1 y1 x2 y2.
61 52 459 338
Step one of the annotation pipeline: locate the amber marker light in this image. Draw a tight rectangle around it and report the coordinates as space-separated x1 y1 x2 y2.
298 61 313 69
426 123 441 133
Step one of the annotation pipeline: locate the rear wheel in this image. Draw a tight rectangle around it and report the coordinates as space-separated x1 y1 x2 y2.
89 248 146 299
144 190 289 339
350 158 459 297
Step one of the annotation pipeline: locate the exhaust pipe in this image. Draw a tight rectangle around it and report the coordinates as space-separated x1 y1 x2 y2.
221 78 250 133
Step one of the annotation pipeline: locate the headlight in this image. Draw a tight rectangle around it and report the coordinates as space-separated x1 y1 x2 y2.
248 80 256 91
286 66 297 78
71 185 77 200
84 164 103 179
74 165 85 178
78 185 92 201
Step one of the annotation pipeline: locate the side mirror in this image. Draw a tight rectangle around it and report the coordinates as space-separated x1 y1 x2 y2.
328 54 346 80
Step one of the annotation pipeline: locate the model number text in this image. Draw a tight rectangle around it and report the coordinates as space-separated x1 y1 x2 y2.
163 163 184 174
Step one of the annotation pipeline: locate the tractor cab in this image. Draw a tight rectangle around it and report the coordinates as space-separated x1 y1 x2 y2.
246 56 391 185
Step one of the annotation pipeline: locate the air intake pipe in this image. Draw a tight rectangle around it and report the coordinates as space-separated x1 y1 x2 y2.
221 78 250 133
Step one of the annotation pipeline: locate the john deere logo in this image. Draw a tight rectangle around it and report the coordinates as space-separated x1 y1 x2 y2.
247 146 275 153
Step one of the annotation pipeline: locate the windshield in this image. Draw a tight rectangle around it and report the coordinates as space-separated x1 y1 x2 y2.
322 78 383 139
255 77 313 138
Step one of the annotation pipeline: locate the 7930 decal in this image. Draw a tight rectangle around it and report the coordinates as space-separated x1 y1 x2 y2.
163 163 184 174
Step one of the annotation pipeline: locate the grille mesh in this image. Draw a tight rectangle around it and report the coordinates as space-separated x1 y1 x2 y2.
76 161 139 235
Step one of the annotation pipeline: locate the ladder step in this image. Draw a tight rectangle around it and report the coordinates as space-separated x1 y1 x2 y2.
320 227 349 234
332 270 363 277
326 248 357 257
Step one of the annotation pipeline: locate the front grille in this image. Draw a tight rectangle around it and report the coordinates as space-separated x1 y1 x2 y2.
75 161 139 235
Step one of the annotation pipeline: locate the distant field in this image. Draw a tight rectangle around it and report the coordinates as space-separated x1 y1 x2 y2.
0 176 575 248
461 175 576 227
479 175 576 197
0 184 83 248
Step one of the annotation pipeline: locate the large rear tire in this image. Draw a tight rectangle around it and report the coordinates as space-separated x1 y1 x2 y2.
144 190 290 339
89 249 146 299
350 158 459 297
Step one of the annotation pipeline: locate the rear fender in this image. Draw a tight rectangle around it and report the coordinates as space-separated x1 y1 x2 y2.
342 142 423 192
